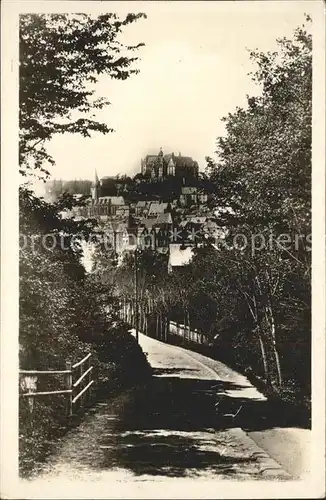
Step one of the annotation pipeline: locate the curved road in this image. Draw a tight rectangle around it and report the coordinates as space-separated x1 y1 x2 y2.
20 333 310 498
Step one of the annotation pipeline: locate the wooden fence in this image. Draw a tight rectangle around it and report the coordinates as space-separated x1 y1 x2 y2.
119 299 212 346
169 321 210 345
19 353 94 417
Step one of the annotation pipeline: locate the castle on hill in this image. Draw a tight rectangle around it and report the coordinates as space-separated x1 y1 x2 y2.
141 148 199 181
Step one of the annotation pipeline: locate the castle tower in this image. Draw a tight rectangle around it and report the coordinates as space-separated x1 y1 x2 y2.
91 169 100 200
167 152 176 176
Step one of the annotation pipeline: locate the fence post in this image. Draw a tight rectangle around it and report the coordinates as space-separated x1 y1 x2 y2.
88 355 92 405
65 361 73 417
80 363 85 408
27 377 37 415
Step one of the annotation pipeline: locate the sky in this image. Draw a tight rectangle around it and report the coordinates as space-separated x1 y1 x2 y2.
40 2 312 182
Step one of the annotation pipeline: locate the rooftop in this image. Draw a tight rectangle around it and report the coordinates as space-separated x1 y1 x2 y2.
181 186 197 194
140 219 155 231
188 216 207 224
142 149 198 169
165 154 197 168
148 202 168 216
92 196 125 206
136 200 148 207
156 212 173 225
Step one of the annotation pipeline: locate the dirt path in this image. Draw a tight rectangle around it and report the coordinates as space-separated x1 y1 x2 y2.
20 333 307 498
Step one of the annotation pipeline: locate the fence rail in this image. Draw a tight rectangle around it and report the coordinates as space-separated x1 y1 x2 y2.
73 365 93 388
72 352 91 369
72 380 94 404
19 353 94 417
21 389 72 397
169 321 210 345
120 299 211 346
19 369 71 374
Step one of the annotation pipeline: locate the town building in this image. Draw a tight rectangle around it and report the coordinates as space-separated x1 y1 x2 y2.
137 210 173 252
134 200 152 217
179 186 209 207
179 186 198 206
147 201 168 218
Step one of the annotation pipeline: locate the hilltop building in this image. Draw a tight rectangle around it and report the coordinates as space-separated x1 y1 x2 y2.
141 148 199 181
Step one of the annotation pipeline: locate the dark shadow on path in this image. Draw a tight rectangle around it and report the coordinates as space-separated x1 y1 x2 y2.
152 367 198 376
102 432 252 477
164 333 311 430
97 375 294 478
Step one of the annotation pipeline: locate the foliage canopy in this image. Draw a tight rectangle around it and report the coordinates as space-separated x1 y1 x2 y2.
20 12 146 176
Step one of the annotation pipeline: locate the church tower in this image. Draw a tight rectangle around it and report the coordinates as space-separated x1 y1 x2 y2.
91 169 100 200
158 147 164 179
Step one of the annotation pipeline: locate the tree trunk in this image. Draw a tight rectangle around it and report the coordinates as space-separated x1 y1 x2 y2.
163 315 167 342
256 327 269 382
266 303 282 387
187 309 191 339
156 314 159 339
159 313 163 341
140 303 143 332
160 314 164 341
143 302 146 331
128 301 131 324
183 311 187 339
132 300 135 327
166 314 170 342
145 302 148 335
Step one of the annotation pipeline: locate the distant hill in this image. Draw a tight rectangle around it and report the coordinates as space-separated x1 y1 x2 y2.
44 179 92 200
45 173 214 204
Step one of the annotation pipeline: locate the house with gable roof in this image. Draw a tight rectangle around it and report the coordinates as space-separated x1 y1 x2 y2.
179 186 198 206
137 209 173 251
147 201 168 218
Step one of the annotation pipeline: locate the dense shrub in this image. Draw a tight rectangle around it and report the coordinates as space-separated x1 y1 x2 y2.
19 189 152 476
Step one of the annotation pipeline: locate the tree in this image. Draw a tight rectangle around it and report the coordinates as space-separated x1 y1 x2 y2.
113 249 172 338
208 20 311 237
19 12 151 475
204 18 312 397
19 187 152 475
20 12 146 176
